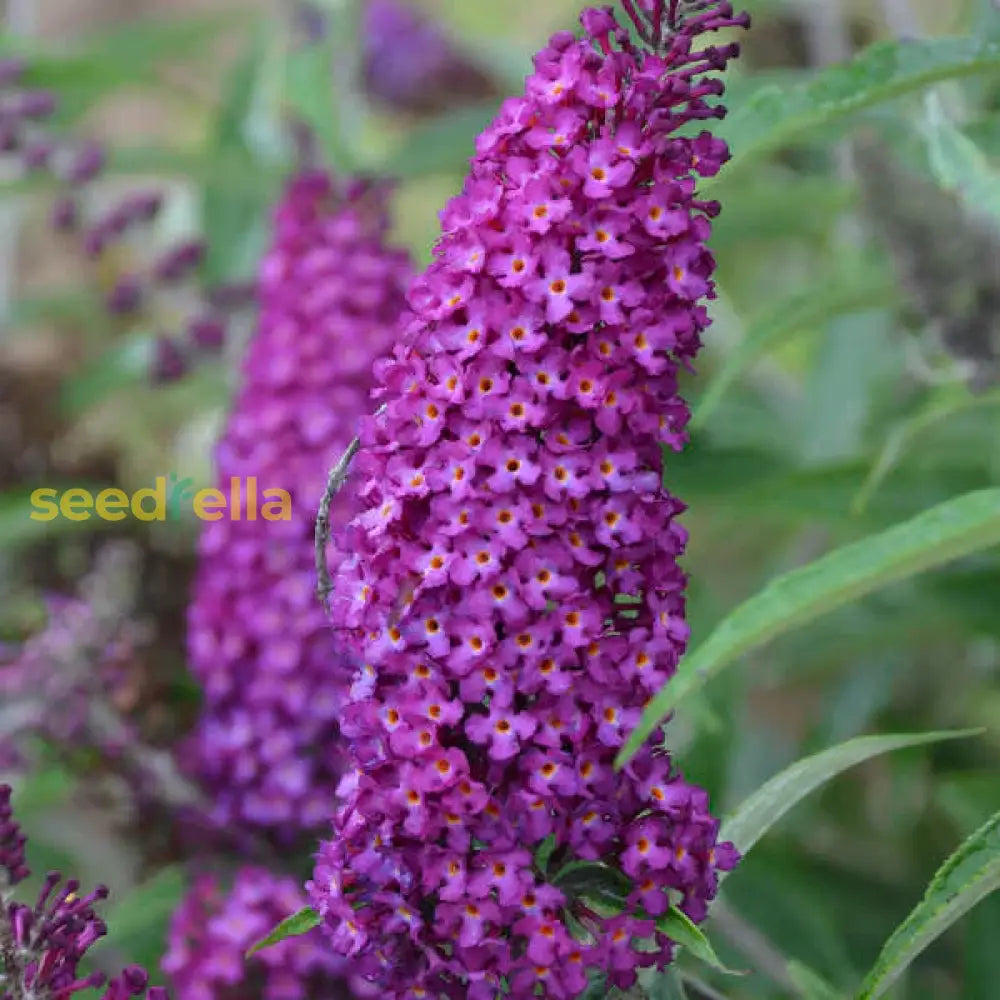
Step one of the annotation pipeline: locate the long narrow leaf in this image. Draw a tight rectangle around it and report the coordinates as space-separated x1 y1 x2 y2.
716 36 1000 180
855 809 1000 999
617 489 1000 766
720 730 982 857
694 270 895 428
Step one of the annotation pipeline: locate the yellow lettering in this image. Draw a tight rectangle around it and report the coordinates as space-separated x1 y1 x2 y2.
261 489 292 521
131 477 166 522
29 488 59 521
60 488 93 522
95 488 129 521
193 488 226 521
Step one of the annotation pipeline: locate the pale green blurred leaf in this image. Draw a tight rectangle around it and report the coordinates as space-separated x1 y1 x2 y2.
854 385 1000 514
694 269 895 428
99 865 187 974
720 730 981 859
920 91 1000 226
718 37 1000 179
618 489 1000 764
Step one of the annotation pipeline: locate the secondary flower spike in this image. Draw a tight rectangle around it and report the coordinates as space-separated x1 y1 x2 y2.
310 2 746 996
0 784 170 999
163 866 350 1000
184 170 411 839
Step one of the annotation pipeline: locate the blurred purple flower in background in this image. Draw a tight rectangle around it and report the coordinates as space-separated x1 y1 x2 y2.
162 866 349 1000
183 169 411 841
298 0 495 114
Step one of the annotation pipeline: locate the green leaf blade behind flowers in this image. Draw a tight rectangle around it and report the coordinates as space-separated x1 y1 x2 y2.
719 730 983 859
716 36 1000 180
245 906 321 958
693 267 896 428
854 809 1000 1000
617 489 1000 767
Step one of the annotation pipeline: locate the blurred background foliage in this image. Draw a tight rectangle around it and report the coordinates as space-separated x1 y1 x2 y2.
2 0 1000 998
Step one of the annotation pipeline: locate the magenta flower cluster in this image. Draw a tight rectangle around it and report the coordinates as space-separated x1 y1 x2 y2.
0 784 169 1000
184 170 411 838
309 2 746 996
162 866 348 1000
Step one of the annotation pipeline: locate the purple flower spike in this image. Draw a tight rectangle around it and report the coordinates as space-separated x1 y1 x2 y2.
183 170 411 840
362 0 494 112
22 138 54 169
51 194 79 231
163 866 348 999
308 4 747 996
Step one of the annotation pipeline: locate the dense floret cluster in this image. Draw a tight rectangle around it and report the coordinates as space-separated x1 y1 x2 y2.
309 3 747 996
184 170 411 839
162 866 349 1000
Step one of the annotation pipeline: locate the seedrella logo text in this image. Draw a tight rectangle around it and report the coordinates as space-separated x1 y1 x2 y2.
29 476 293 522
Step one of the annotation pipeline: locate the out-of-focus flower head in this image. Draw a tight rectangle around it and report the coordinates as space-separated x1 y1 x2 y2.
183 169 411 841
308 2 747 996
296 0 495 114
162 866 350 1000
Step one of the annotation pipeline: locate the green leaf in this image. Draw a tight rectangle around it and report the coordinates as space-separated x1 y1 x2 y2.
552 860 632 913
920 91 1000 226
854 385 1000 514
718 36 1000 179
533 834 557 876
0 484 115 550
854 808 1000 999
645 969 690 1000
387 101 500 178
963 893 1000 1000
694 269 895 427
246 906 321 958
656 907 742 975
719 730 982 858
59 333 156 418
617 489 1000 766
787 960 844 1000
201 28 275 285
100 865 187 973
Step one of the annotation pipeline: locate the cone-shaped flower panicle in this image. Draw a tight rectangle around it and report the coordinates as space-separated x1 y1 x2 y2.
162 866 349 1000
309 3 747 996
0 784 170 999
184 170 412 839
